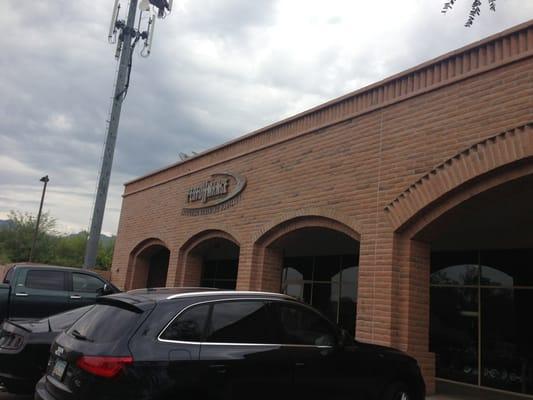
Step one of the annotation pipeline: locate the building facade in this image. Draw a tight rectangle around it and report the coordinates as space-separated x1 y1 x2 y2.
112 21 533 396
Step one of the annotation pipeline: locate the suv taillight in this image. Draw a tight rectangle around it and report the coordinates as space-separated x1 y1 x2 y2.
76 356 133 378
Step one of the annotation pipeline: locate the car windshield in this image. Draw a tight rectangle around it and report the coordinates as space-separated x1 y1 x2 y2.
67 304 141 343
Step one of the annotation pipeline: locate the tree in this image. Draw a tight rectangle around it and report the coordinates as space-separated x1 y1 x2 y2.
0 210 114 269
0 210 56 263
442 0 497 27
96 237 115 270
52 232 88 268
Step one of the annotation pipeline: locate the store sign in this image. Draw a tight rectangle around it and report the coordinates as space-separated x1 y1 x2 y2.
182 172 246 216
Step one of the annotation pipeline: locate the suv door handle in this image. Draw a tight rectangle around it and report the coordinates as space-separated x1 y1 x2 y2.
70 295 82 299
15 292 29 297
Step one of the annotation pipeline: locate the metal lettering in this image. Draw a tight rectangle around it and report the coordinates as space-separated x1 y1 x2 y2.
187 178 230 204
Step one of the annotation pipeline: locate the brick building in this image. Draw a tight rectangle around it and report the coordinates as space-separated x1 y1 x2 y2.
112 20 533 396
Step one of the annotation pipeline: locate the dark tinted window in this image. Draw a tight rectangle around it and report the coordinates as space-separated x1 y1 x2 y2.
206 301 274 344
160 304 209 342
49 306 93 331
201 260 238 289
68 305 141 343
430 287 479 384
480 249 533 287
481 288 533 394
72 273 105 293
282 254 358 336
283 257 313 281
25 270 65 291
276 303 336 347
430 251 479 285
314 255 341 281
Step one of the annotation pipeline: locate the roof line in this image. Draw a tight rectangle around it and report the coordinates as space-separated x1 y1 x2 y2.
125 19 533 188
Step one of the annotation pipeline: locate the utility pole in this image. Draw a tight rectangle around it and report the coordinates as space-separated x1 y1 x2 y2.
29 175 49 262
84 0 173 269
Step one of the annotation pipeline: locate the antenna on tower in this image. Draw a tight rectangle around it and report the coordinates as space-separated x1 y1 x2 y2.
141 15 156 57
83 0 175 270
108 0 121 44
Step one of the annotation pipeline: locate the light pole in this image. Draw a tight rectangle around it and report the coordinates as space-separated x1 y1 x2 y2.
28 175 50 262
83 0 173 269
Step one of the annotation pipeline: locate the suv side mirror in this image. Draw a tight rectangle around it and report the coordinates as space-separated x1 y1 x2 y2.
97 283 114 296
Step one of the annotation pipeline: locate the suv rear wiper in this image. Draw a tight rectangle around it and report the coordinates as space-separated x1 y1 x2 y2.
71 329 93 342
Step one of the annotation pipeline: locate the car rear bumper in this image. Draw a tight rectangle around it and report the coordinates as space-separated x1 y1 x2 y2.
0 351 44 389
0 371 35 393
35 376 56 400
0 371 32 383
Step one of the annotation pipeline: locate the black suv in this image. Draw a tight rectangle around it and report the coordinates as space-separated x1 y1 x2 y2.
35 289 425 400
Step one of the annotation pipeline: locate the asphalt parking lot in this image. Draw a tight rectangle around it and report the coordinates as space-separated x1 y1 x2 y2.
0 382 521 400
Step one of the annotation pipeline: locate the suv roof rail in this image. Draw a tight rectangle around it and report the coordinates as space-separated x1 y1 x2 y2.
127 287 219 294
166 290 294 300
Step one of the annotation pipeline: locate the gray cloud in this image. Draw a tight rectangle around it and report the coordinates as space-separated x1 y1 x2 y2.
1 0 532 234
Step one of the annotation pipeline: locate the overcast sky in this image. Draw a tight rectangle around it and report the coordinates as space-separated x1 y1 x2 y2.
1 0 532 235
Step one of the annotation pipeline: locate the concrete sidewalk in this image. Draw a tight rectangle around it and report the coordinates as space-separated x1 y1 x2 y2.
429 381 528 400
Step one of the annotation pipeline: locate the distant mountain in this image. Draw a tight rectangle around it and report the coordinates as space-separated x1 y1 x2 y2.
67 231 115 246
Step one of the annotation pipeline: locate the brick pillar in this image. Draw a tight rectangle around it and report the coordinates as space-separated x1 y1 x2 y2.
243 244 283 292
259 246 283 292
122 255 135 291
130 256 149 289
393 235 436 394
236 242 253 291
165 249 179 287
356 233 395 347
182 253 203 286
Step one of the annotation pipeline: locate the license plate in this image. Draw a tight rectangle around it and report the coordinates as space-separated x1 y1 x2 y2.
51 359 67 381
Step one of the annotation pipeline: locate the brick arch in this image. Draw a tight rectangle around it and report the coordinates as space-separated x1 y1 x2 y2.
130 237 169 257
126 237 170 290
252 207 361 244
246 210 360 292
180 229 240 252
182 224 243 249
386 123 533 394
172 228 241 287
385 123 533 233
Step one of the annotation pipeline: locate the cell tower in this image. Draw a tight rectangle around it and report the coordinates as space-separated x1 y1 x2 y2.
83 0 173 269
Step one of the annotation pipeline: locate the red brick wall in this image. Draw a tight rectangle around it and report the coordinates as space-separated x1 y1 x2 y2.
112 21 533 393
94 269 112 282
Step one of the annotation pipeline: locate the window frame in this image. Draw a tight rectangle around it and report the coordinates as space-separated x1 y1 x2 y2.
280 254 358 332
3 267 14 284
24 269 67 291
270 300 340 348
158 302 211 343
204 299 277 345
71 272 107 293
157 298 340 349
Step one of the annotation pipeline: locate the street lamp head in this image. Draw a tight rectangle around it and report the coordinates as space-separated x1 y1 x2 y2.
40 175 49 183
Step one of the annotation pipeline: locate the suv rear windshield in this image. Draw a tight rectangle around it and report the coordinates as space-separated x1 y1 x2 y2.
49 306 94 331
67 304 141 343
